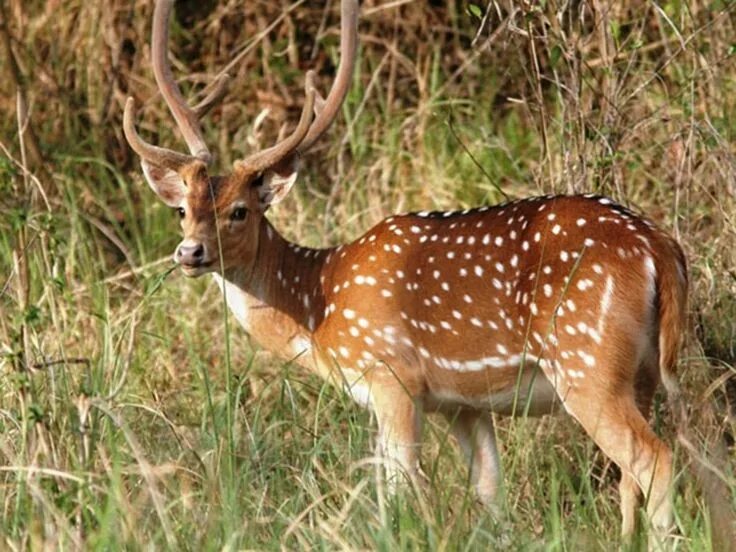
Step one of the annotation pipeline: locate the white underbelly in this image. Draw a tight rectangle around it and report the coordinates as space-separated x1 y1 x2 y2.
425 369 560 416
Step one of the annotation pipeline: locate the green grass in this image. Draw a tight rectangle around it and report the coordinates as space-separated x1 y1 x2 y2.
1 1 735 549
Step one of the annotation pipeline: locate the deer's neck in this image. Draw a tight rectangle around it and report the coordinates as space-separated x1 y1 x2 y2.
211 218 332 367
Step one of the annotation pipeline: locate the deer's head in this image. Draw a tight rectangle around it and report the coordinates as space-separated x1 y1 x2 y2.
123 0 357 277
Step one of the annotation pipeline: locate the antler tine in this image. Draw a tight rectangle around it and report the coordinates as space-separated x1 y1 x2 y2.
237 71 318 173
152 0 213 163
193 73 232 119
296 0 359 154
123 97 195 171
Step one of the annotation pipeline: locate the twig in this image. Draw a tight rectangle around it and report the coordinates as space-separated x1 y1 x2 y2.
31 358 91 370
71 256 174 296
363 0 416 17
0 0 46 173
0 137 50 211
470 1 494 48
216 0 308 81
447 112 509 202
416 8 517 120
91 399 177 547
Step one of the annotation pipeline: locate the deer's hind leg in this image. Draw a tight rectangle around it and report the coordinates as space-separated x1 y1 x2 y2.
545 334 674 543
443 408 503 508
619 353 661 538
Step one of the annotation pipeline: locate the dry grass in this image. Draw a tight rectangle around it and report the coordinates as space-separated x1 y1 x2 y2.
1 0 735 548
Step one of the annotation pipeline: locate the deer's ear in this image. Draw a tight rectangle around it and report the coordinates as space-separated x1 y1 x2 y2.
141 160 187 207
256 155 299 209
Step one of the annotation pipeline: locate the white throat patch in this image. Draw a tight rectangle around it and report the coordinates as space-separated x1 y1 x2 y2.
211 273 252 330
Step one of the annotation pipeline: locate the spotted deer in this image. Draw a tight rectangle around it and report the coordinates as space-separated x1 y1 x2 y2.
123 0 688 541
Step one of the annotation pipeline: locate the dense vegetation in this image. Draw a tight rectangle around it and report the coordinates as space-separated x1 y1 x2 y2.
1 0 734 548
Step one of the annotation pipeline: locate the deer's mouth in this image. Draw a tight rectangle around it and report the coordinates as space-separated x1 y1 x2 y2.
180 261 215 277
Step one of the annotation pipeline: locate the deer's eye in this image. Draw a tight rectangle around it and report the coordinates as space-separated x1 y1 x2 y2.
177 207 186 219
231 207 247 221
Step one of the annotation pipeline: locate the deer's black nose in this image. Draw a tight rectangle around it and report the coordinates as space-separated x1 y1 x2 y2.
176 242 206 266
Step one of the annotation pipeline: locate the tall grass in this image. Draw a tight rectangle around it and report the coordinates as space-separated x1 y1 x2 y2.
1 0 734 548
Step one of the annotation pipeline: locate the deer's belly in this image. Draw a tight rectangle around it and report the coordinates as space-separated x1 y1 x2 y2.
424 366 560 416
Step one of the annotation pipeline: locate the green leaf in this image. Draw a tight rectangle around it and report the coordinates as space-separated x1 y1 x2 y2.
549 45 563 69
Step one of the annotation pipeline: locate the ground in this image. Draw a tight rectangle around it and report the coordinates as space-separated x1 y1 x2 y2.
0 1 734 548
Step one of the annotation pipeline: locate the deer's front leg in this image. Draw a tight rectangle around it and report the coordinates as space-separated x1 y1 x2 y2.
371 383 424 490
